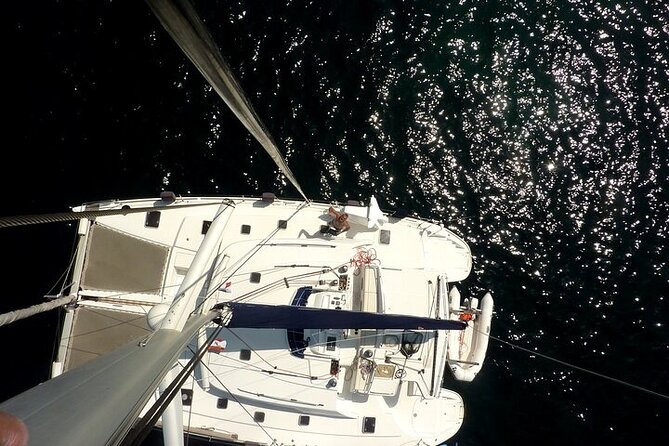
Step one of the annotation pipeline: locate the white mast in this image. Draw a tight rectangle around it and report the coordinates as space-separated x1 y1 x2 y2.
156 200 232 446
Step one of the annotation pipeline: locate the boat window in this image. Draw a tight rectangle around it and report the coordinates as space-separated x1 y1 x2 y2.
291 287 312 306
298 415 310 426
254 411 265 423
278 219 288 229
217 398 228 409
400 331 424 357
287 329 307 358
202 220 211 234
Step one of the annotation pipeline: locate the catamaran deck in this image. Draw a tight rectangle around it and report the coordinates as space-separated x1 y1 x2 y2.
56 195 472 445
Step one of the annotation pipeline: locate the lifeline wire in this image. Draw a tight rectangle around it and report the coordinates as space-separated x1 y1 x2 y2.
195 200 311 313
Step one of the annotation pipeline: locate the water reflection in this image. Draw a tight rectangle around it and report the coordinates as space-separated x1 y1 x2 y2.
185 1 669 443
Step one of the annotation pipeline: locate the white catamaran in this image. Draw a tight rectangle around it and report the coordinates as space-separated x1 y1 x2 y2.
0 1 493 445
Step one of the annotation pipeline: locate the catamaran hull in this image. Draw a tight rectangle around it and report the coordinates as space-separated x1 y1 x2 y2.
37 194 481 445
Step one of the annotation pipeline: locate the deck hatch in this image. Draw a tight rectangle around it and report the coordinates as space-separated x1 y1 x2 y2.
254 412 265 422
241 224 251 234
145 211 161 228
202 220 212 234
240 349 251 361
362 417 376 433
217 398 228 409
250 272 261 283
298 415 310 426
181 389 193 406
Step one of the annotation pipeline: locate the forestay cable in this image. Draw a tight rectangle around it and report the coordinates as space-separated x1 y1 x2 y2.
145 0 308 201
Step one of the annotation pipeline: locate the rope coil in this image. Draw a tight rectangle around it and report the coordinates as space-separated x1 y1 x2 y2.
350 247 380 275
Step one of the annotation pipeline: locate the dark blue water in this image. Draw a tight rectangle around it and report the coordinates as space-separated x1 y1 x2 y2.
3 1 668 445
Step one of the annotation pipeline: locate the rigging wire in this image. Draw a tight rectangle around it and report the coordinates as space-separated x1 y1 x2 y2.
47 231 81 365
223 328 278 371
196 348 277 444
219 327 348 380
481 329 669 401
229 268 334 304
189 345 320 385
48 228 79 297
122 321 226 446
427 279 437 319
184 329 410 394
192 200 311 314
184 369 196 446
200 330 419 385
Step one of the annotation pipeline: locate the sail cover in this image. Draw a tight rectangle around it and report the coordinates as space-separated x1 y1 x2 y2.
221 302 467 330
